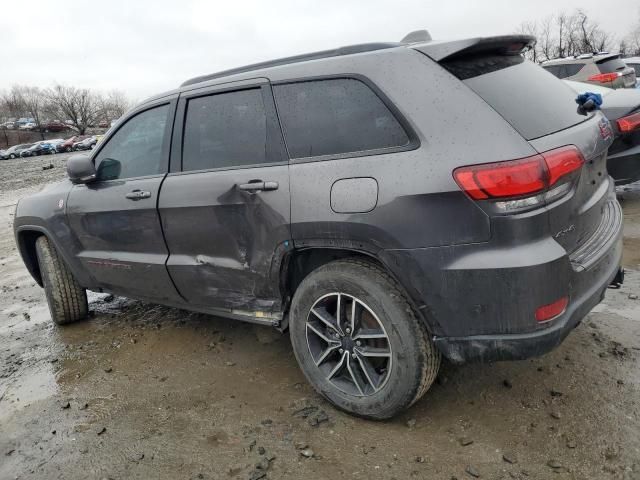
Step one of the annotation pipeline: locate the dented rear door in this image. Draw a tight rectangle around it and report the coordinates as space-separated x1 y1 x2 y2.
159 79 291 313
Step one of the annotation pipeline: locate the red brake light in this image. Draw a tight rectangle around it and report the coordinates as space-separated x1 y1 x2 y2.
617 111 640 133
535 296 568 322
454 158 545 200
544 146 585 186
587 72 621 83
453 146 584 201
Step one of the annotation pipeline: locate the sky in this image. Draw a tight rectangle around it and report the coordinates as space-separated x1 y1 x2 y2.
0 0 638 101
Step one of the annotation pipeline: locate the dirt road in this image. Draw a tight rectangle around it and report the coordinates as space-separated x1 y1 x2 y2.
1 155 639 479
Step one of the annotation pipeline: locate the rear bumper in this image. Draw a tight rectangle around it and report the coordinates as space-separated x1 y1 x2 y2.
433 242 622 363
383 195 623 364
608 143 640 186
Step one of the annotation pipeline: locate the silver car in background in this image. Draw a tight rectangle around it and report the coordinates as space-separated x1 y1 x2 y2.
543 53 636 89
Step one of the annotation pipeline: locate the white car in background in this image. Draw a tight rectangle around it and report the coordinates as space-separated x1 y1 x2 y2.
623 57 640 88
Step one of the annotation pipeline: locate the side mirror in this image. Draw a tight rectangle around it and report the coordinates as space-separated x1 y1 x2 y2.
67 154 96 184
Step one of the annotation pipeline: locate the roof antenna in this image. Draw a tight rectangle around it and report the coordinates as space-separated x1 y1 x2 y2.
401 30 432 43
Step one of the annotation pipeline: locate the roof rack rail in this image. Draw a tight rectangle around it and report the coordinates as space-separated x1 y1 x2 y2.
181 42 402 87
181 29 436 88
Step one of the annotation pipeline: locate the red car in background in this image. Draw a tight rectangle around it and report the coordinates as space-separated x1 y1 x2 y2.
56 135 88 153
42 121 70 133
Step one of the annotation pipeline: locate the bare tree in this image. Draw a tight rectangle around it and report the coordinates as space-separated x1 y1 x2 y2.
626 10 640 56
19 86 47 140
1 87 27 119
47 85 104 135
99 90 132 124
514 9 613 63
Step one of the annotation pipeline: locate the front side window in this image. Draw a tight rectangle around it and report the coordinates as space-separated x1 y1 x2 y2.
182 88 268 171
95 104 169 181
273 78 409 159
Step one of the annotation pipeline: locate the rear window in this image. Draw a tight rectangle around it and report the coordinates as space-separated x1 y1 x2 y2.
597 56 627 73
444 55 588 140
630 63 640 77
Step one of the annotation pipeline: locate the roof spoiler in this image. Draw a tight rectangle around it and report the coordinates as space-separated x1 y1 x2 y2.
412 35 535 62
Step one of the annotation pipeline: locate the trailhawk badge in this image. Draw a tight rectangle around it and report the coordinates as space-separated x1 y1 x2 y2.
598 117 613 141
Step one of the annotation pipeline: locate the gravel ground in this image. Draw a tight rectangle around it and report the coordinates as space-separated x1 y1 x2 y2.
1 154 639 479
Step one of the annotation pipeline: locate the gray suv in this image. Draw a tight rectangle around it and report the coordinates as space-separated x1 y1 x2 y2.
542 53 637 89
14 32 624 419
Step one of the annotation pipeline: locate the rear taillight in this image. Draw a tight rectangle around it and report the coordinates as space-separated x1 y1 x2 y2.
535 296 568 323
587 72 621 83
617 112 640 133
453 146 584 206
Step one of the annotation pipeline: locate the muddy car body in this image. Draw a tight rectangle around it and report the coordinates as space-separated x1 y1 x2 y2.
14 32 624 418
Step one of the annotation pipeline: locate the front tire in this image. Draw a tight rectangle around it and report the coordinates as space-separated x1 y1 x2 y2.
35 236 88 325
289 259 440 419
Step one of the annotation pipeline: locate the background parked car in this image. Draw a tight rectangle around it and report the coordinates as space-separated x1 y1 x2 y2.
44 138 65 151
20 142 48 157
41 121 69 133
566 80 640 185
18 122 37 131
543 53 637 89
73 136 98 151
56 135 87 153
10 143 35 158
0 144 28 159
623 57 640 88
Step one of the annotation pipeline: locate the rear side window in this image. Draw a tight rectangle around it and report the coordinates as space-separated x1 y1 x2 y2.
597 56 627 73
444 55 587 140
182 89 268 171
542 64 562 78
273 78 409 159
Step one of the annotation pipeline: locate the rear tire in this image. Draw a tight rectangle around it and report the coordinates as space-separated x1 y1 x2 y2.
289 259 441 419
35 236 88 325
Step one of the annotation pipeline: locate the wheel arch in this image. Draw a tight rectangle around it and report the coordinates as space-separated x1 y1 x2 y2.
15 228 46 286
278 245 434 334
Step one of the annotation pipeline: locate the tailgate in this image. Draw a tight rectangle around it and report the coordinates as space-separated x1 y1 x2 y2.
528 113 613 254
414 35 614 255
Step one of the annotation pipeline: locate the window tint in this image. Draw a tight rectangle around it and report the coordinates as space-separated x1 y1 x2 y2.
182 89 268 171
273 78 409 159
448 56 587 140
563 63 584 77
597 57 627 73
541 63 583 79
542 64 562 78
95 105 169 181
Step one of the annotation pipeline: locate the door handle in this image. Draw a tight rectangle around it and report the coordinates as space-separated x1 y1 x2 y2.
125 189 152 200
237 181 279 192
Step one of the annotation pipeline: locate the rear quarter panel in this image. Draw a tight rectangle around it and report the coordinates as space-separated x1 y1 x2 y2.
268 48 538 251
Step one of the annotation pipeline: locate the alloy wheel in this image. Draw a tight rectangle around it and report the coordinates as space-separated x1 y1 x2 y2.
305 292 392 397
